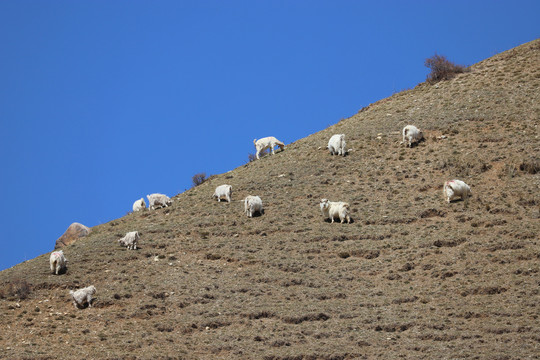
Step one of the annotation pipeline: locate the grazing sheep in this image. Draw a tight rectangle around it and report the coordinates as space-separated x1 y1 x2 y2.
443 180 471 203
49 250 67 275
146 193 172 210
69 285 96 309
328 134 347 156
244 195 263 217
118 231 139 250
253 137 285 159
212 184 232 203
402 125 424 147
320 199 351 224
132 198 146 212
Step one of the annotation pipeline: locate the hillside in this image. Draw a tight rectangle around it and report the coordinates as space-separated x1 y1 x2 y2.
1 39 539 359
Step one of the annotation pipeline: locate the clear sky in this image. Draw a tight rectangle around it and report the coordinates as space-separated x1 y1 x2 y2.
0 1 538 271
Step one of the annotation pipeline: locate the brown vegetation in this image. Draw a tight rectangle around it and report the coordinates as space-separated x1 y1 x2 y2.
425 53 468 84
191 172 208 187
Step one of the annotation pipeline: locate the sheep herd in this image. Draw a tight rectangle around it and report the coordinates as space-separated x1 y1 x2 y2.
52 126 471 309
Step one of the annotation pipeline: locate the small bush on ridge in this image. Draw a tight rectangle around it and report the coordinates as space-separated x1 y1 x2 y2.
425 54 468 84
192 173 207 187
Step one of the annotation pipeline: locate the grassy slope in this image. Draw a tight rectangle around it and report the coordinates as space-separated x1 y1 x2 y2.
0 39 539 360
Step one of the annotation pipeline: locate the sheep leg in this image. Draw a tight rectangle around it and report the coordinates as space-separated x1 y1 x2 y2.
446 188 454 203
70 294 79 308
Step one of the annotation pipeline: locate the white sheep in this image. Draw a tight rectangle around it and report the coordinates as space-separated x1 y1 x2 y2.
118 231 139 250
402 125 424 147
253 136 285 159
146 193 172 210
244 195 263 217
328 134 347 156
320 199 351 224
69 285 96 309
212 184 232 203
49 250 67 275
132 198 146 212
443 179 471 203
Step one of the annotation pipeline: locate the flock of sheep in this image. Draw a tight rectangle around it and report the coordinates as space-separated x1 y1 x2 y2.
50 129 471 308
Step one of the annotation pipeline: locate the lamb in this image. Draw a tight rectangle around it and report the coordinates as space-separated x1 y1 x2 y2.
49 250 67 275
146 193 172 210
212 184 232 203
69 285 96 309
402 125 424 147
320 199 351 224
244 195 263 217
253 136 285 159
443 180 471 203
118 231 139 250
132 198 146 212
328 134 347 156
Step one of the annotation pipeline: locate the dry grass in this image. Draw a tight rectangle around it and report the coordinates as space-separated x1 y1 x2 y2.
0 39 539 359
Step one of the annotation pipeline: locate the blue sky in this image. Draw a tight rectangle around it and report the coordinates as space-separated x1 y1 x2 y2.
0 1 538 271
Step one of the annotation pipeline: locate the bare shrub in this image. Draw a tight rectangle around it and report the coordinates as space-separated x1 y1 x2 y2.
425 54 468 84
248 153 257 162
499 163 518 179
192 173 207 187
0 279 31 300
519 158 539 174
436 155 491 176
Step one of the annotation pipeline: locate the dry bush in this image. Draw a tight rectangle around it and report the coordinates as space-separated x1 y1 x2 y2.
0 279 31 300
498 158 539 179
425 54 468 84
436 154 491 177
192 173 207 187
519 157 539 174
499 163 518 179
247 153 257 162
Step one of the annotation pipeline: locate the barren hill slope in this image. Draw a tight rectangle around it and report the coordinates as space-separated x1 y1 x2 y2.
1 39 539 359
